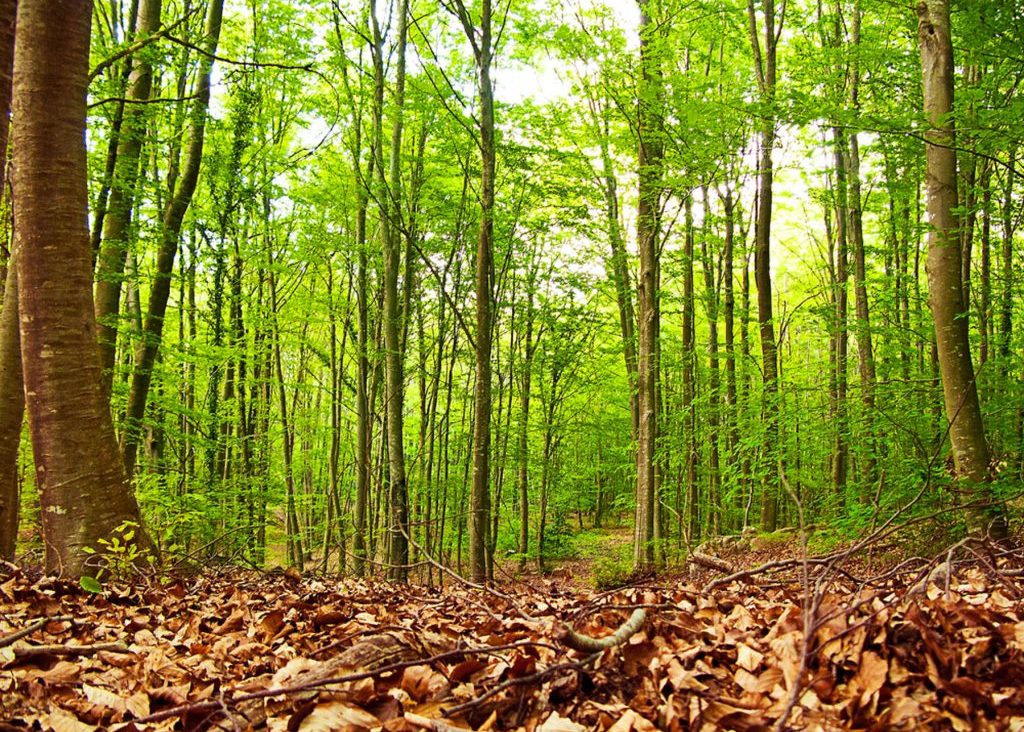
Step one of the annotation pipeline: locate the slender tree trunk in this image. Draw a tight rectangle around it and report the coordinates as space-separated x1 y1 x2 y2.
516 278 535 567
14 0 152 576
0 0 20 559
978 164 992 365
917 0 1006 537
849 130 878 485
455 0 495 584
633 0 663 570
748 0 781 530
998 144 1016 371
700 188 721 535
94 0 161 396
377 0 410 580
722 188 739 524
682 196 697 538
831 128 849 500
597 118 639 439
122 0 223 477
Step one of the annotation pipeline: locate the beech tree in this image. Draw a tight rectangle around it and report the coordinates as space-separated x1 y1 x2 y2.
916 0 1007 537
633 0 665 569
0 0 19 559
13 0 150 576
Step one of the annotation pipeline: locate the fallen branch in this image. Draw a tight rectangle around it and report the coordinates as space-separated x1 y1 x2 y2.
556 608 647 653
442 651 602 719
11 640 129 658
689 551 735 573
0 615 73 648
130 639 557 725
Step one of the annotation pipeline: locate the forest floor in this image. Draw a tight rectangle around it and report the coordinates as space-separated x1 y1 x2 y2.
3 532 1024 731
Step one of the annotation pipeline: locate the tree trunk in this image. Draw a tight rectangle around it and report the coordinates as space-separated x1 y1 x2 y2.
597 116 639 439
516 277 535 568
94 0 161 397
917 0 1006 537
633 0 663 570
456 0 495 584
682 196 697 538
378 0 410 580
748 0 781 531
0 0 20 560
700 188 721 535
122 0 223 477
831 127 849 500
14 0 151 576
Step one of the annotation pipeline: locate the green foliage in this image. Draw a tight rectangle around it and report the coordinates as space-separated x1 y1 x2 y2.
82 522 154 581
18 0 1018 579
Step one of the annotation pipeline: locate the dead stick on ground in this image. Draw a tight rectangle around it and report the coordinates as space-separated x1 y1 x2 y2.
556 608 647 653
689 551 735 574
442 652 602 719
12 640 129 658
0 615 73 648
130 640 560 725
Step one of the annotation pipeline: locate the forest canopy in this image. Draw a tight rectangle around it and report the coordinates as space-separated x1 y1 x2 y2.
0 0 1022 581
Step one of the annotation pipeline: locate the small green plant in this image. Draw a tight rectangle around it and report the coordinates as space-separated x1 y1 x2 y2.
82 521 153 585
592 544 635 590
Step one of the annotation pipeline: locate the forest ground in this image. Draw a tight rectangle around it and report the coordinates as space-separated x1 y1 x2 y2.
3 530 1024 731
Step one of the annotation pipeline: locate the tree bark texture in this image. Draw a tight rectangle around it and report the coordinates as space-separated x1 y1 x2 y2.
633 0 663 570
94 0 161 397
0 0 20 559
14 0 151 575
122 0 223 477
917 0 1005 536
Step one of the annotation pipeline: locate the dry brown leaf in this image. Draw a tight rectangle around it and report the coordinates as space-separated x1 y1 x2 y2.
735 643 763 672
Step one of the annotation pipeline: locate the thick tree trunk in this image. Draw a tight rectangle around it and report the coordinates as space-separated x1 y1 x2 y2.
917 0 1006 537
14 0 151 576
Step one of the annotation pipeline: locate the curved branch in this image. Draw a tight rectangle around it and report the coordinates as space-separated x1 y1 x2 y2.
556 608 647 653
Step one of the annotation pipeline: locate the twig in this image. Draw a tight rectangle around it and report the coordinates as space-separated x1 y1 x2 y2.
441 652 602 719
0 615 73 648
130 640 559 725
11 640 129 658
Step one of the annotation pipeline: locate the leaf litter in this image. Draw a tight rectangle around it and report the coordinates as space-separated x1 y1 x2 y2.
1 544 1024 730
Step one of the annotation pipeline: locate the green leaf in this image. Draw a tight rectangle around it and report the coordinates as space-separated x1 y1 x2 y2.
79 576 103 594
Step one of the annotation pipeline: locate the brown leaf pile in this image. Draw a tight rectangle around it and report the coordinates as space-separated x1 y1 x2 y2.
1 557 1023 731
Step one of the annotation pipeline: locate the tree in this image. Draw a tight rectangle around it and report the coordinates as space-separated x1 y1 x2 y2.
93 0 161 397
0 0 19 559
633 0 664 570
13 0 151 576
449 0 495 584
122 0 224 477
747 0 782 531
916 0 1006 537
381 0 410 580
